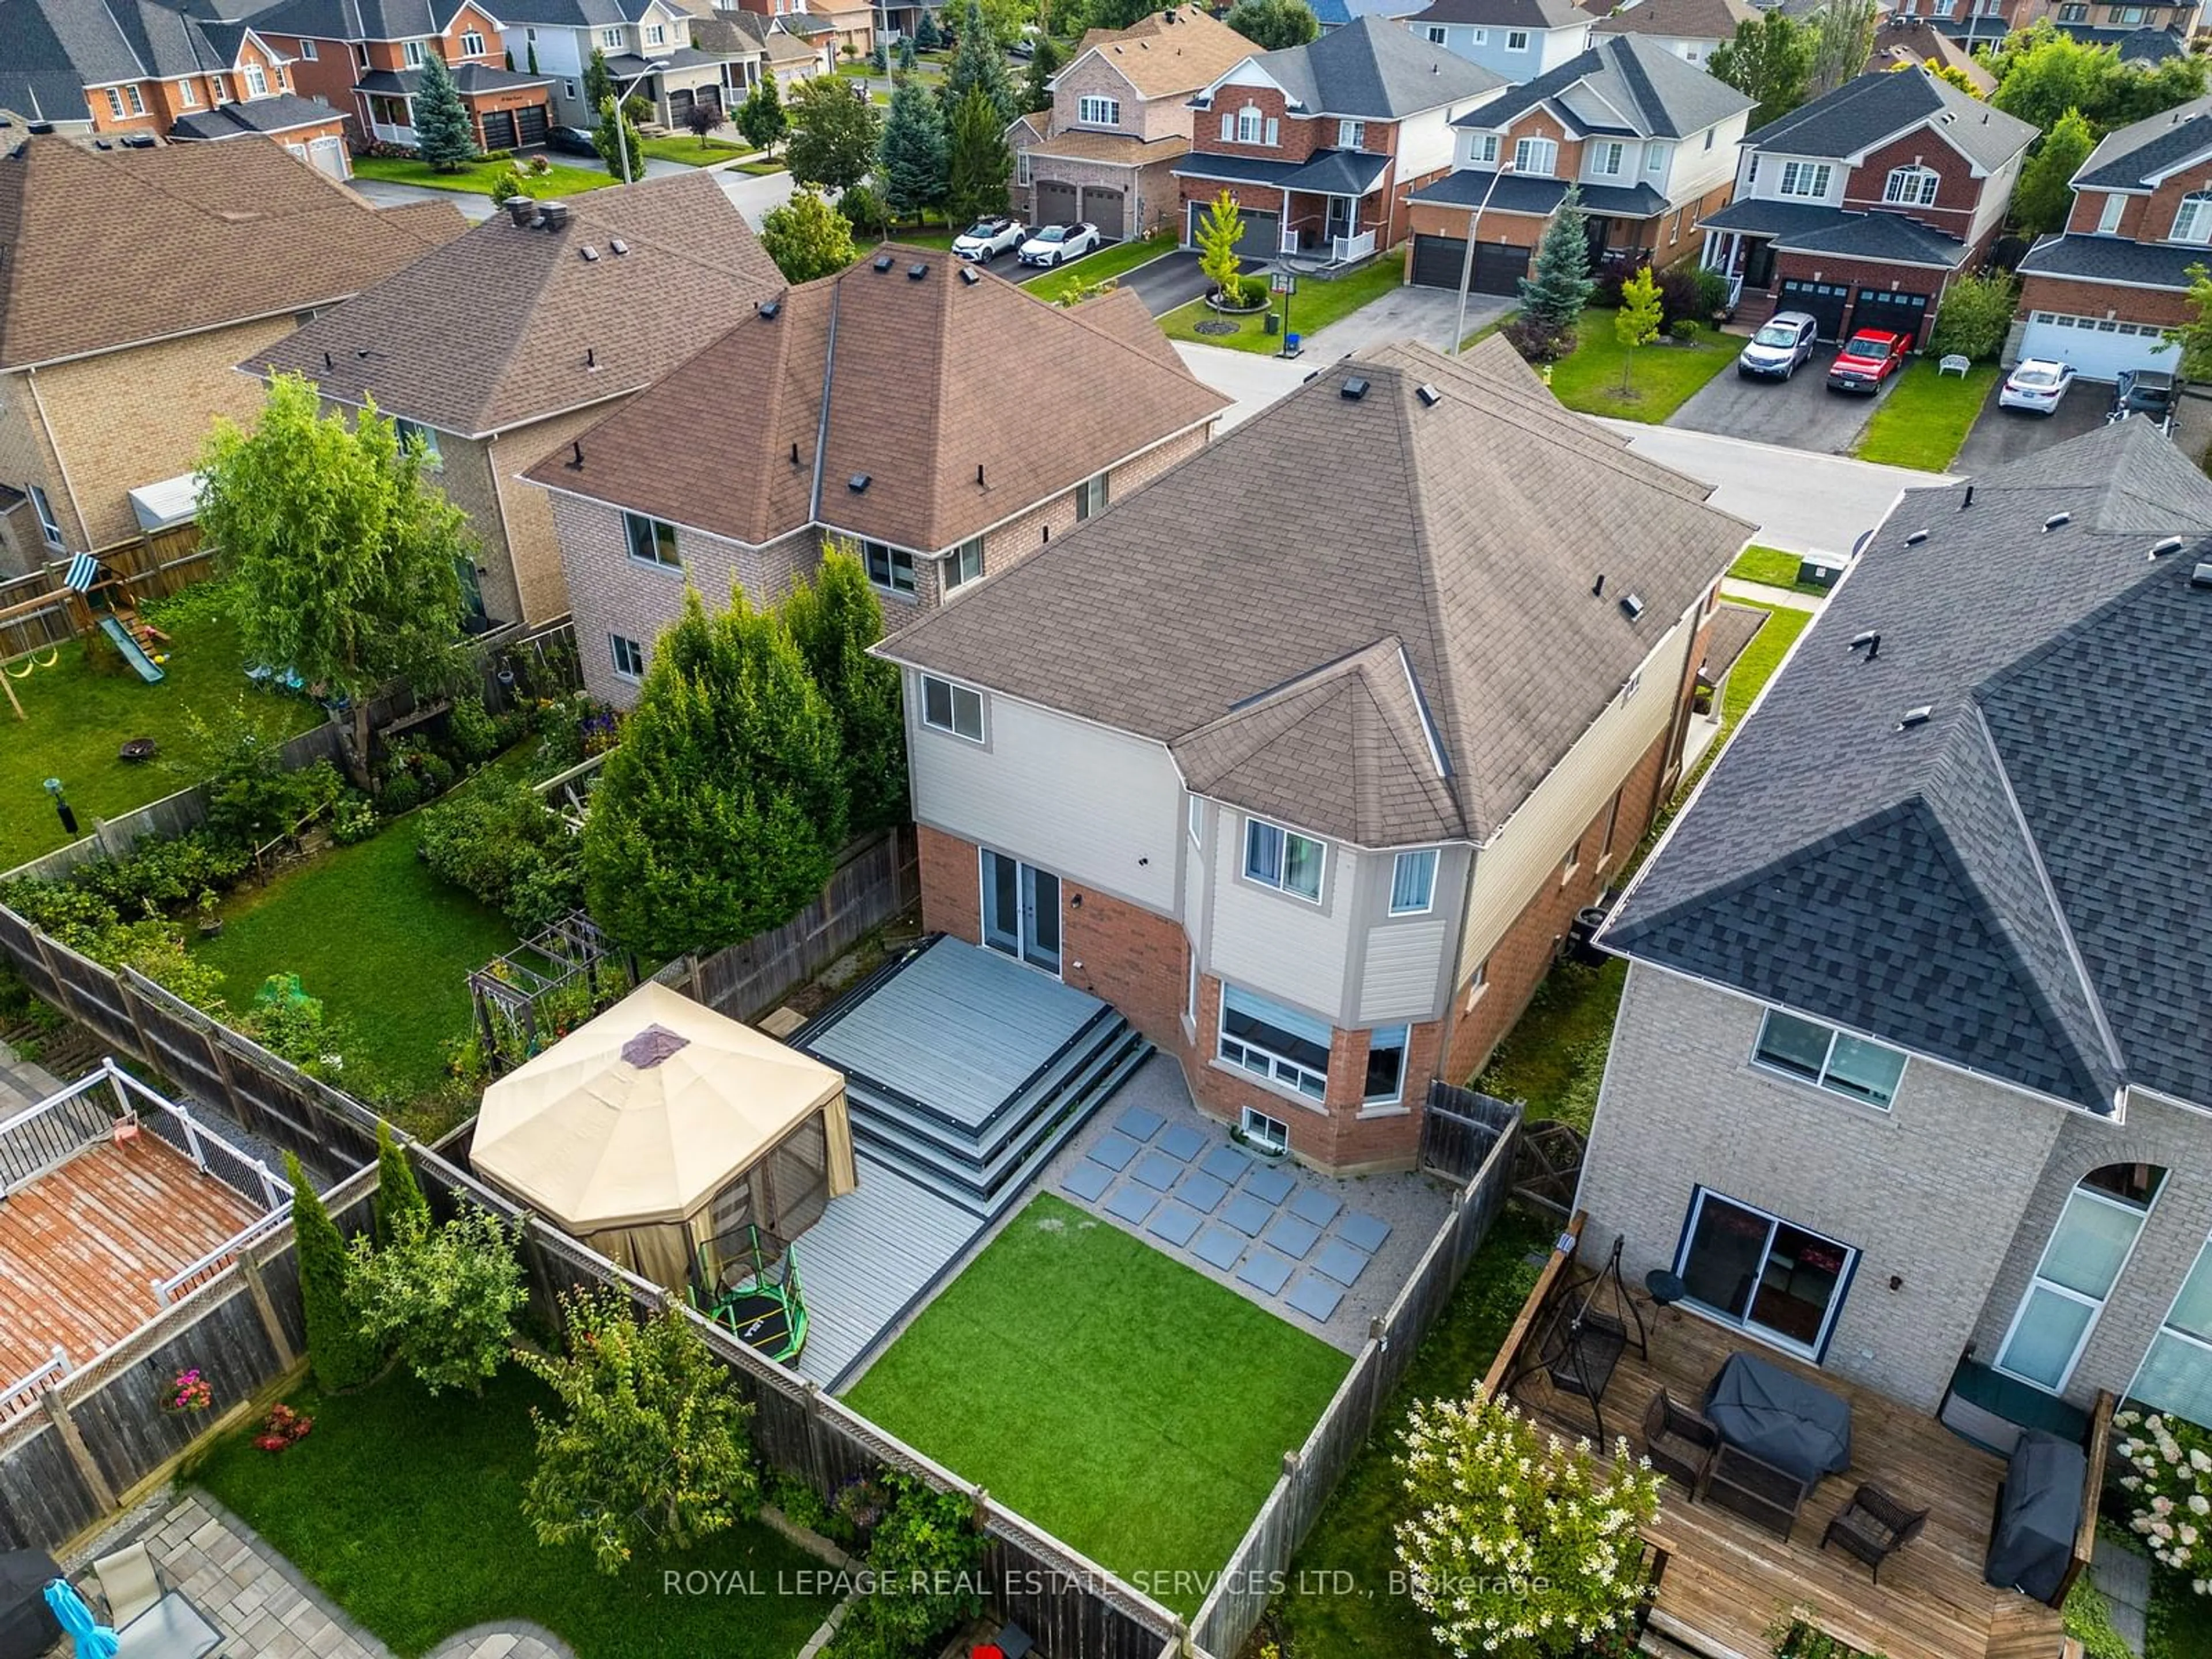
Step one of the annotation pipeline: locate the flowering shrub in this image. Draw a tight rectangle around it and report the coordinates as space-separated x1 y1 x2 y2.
160 1369 213 1414
1394 1392 1664 1657
253 1403 314 1453
2115 1408 2212 1590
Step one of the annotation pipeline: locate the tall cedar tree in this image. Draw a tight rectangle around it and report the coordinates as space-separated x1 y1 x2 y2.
737 76 787 156
198 374 471 787
879 79 948 222
1709 12 1813 128
945 85 1012 225
581 589 849 958
373 1120 431 1246
761 187 858 282
412 53 476 172
942 0 1016 126
594 94 645 181
1020 32 1060 113
1517 183 1594 335
584 46 614 113
786 75 882 193
2011 106 2095 236
1226 0 1319 50
289 1151 382 1391
1615 264 1663 392
784 544 908 832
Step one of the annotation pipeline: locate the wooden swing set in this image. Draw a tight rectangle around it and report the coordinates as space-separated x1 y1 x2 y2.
0 552 167 719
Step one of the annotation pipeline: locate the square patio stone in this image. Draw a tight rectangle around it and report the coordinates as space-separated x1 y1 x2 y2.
1176 1171 1229 1214
1199 1145 1251 1183
1089 1131 1140 1172
1285 1273 1345 1323
1131 1149 1183 1191
1147 1203 1202 1248
1061 1161 1113 1203
1262 1214 1322 1260
1219 1192 1272 1237
1237 1249 1293 1297
1114 1105 1165 1142
1245 1164 1296 1205
1338 1210 1391 1253
1158 1124 1207 1162
1311 1238 1370 1287
1104 1184 1156 1225
1192 1223 1245 1270
1288 1188 1341 1228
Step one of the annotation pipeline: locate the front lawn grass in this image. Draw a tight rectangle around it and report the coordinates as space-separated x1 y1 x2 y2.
1020 229 1175 301
350 156 616 197
1852 360 1997 471
0 589 323 872
193 1367 834 1659
1266 1207 1552 1659
1721 599 1812 728
1548 308 1737 423
1157 257 1404 355
840 1193 1349 1616
734 157 788 175
638 134 746 166
1728 543 1830 596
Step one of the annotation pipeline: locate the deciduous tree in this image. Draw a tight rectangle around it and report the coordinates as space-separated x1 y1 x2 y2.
783 544 907 833
1709 12 1813 128
412 52 476 172
1987 20 2207 132
1615 263 1662 393
2164 263 2212 381
1226 0 1318 50
349 1202 525 1397
761 187 857 282
945 85 1013 225
1809 0 1877 98
1196 189 1244 301
736 75 787 156
683 99 721 143
2011 105 2094 236
1928 272 2017 361
878 78 948 221
786 75 882 193
593 93 645 182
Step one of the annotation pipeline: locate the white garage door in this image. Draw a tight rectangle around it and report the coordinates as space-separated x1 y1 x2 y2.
308 135 349 180
2018 310 2178 382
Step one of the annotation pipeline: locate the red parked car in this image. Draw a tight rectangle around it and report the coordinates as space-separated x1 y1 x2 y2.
1825 329 1911 393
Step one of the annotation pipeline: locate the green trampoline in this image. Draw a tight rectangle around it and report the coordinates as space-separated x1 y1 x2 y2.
690 1225 808 1364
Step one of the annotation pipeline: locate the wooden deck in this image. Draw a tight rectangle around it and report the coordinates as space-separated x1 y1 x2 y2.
1508 1302 2069 1659
0 1134 259 1381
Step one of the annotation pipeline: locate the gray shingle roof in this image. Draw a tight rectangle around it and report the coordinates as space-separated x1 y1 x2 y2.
1409 0 1590 28
1410 168 1669 218
879 338 1751 847
1696 195 1857 235
2017 231 2206 292
1771 206 1965 266
1746 65 2033 174
169 90 340 134
1236 14 1505 119
2076 93 2212 190
236 0 449 40
1605 419 2212 1113
1457 32 1751 141
1590 0 1760 46
353 60 555 93
2113 26 2186 63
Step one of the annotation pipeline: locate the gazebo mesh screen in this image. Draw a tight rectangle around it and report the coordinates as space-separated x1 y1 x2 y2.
704 1113 831 1252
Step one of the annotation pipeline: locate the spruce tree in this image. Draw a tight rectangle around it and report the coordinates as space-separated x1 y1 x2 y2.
942 0 1015 126
373 1120 431 1246
783 544 907 833
1518 184 1595 336
585 47 614 115
1020 32 1058 115
915 7 941 48
412 52 477 172
289 1152 382 1392
945 85 1011 226
878 79 948 224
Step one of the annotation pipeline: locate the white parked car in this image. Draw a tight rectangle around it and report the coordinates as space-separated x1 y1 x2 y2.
952 217 1025 262
1736 311 1820 381
1017 222 1100 267
1999 357 2077 414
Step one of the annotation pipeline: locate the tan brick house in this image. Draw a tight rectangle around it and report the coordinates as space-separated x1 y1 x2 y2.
878 338 1749 1174
1403 32 1749 294
1174 14 1505 264
523 245 1226 704
249 171 782 631
1006 5 1253 241
0 135 462 575
1585 0 1759 69
498 0 757 132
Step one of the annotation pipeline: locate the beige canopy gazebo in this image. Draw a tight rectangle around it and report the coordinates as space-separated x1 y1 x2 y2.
471 980 857 1293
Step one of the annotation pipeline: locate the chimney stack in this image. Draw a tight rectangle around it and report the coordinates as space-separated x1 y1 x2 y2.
539 200 571 230
505 196 537 228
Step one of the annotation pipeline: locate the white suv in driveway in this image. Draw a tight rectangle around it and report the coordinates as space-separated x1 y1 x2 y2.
953 217 1025 261
1736 311 1820 380
1017 222 1100 267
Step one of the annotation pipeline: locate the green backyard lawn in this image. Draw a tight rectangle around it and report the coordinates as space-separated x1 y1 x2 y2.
1853 361 1997 471
1020 230 1175 302
841 1193 1349 1616
194 1368 834 1659
1158 257 1403 355
1728 544 1830 596
350 156 616 198
1548 307 1737 423
637 134 747 166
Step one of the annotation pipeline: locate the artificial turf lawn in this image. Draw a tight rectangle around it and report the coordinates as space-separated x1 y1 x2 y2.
0 603 322 872
840 1193 1350 1616
1547 307 1738 424
1020 230 1176 302
193 1366 834 1659
1157 257 1404 355
349 156 616 197
1853 360 1998 471
1728 544 1831 596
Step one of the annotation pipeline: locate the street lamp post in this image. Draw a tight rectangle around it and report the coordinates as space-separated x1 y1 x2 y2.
609 58 669 185
1451 159 1514 358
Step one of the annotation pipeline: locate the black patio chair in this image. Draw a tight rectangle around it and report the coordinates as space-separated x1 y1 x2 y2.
1641 1388 1719 1494
1821 1483 1929 1585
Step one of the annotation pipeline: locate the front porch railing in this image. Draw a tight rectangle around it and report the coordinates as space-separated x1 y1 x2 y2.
367 121 416 146
1330 229 1376 264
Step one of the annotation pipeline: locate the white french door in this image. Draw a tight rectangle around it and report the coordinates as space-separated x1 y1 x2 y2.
980 849 1061 976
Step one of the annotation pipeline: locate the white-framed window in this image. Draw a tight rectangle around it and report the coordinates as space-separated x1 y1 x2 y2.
602 26 623 46
395 418 442 466
1513 136 1556 176
644 22 665 43
244 62 269 96
1931 0 1953 16
1752 1007 1908 1108
1592 141 1624 177
1389 849 1437 915
1646 142 1669 175
1363 1024 1408 1106
863 540 915 594
1467 132 1499 166
1778 160 1831 199
461 28 487 54
1244 817 1324 903
1187 793 1203 849
1219 984 1332 1102
944 537 983 590
125 83 146 112
1240 1104 1291 1152
623 510 681 569
1075 471 1108 521
1561 834 1582 881
30 484 63 548
1997 1165 2165 1393
1465 955 1488 1009
2173 190 2212 245
1426 24 1446 41
1506 28 1529 48
2131 1229 2212 1425
298 36 317 58
919 673 985 741
1470 26 1487 41
212 73 230 101
1599 788 1623 863
2097 193 2126 234
1883 165 1939 207
1338 118 1366 150
1620 668 1642 704
565 79 579 99
609 633 646 680
1016 150 1031 186
178 78 198 105
2058 1 2088 16
287 140 308 161
1079 94 1120 126
1234 105 1261 143
105 88 126 119
404 39 426 65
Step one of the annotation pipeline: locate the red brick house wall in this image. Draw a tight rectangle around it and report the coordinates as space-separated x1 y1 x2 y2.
1839 127 1984 243
2017 273 2196 329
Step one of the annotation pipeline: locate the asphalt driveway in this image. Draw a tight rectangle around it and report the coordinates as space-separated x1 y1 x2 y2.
1951 376 2109 474
1667 347 1900 455
1118 251 1211 317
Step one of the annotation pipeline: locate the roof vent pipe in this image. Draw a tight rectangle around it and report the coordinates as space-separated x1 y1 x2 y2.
1849 630 1881 661
1591 573 1605 597
2043 512 2071 532
1961 484 1974 509
2192 562 2212 589
1899 705 1933 729
2150 536 2185 558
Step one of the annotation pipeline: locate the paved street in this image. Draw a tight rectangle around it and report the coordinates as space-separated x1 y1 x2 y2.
1668 347 1900 454
1952 376 2107 474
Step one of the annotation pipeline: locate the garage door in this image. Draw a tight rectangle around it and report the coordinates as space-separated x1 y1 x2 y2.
667 87 694 123
2017 310 2180 382
1188 199 1277 260
1852 288 1930 344
1082 187 1124 241
516 103 548 149
480 108 517 151
1409 233 1528 294
1779 279 1849 341
308 134 348 180
1036 179 1079 228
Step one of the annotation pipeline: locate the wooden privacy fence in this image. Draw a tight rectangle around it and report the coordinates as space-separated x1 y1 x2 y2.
0 526 215 662
1188 1090 1523 1659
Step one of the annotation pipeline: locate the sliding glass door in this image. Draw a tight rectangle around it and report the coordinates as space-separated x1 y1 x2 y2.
1676 1189 1858 1360
980 849 1061 976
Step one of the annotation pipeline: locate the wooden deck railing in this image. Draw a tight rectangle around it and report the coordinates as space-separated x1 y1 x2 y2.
1479 1209 1584 1402
2053 1389 2115 1608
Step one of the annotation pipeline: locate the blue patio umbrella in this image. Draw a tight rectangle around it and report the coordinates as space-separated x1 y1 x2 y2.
41 1578 118 1659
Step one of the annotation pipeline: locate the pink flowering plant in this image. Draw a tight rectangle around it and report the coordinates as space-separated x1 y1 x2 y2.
2114 1407 2212 1592
160 1369 213 1415
1393 1392 1664 1657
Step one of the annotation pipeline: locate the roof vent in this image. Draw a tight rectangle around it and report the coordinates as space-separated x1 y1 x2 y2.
849 472 870 493
567 440 584 469
2150 535 2185 558
579 245 600 262
322 350 333 372
586 346 597 370
1619 592 1645 622
1340 376 1370 400
908 262 929 279
1961 484 1975 509
540 201 569 230
609 237 629 255
873 254 895 272
1592 573 1605 597
960 266 980 285
2192 561 2212 589
1415 382 1441 407
757 298 781 319
791 441 801 465
620 1024 691 1069
2043 512 2071 532
1899 705 1933 729
1849 630 1881 661
93 139 111 150
505 196 536 227
1904 529 1927 546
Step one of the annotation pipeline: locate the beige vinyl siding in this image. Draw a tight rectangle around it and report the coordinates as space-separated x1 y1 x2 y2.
1359 916 1452 1021
1207 810 1356 1018
907 679 1184 913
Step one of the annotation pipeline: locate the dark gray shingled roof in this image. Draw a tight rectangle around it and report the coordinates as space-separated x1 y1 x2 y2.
0 0 248 121
1175 146 1391 195
237 0 451 40
1408 0 1589 25
2017 231 2205 292
1456 32 1751 141
1410 168 1669 218
1605 419 2212 1115
1768 206 1966 266
1230 14 1505 119
169 90 339 135
1745 65 2033 174
2076 94 2212 190
880 338 1751 848
354 61 555 93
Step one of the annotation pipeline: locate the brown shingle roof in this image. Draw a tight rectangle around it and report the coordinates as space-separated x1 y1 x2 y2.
1027 130 1190 166
1588 0 1759 41
248 172 783 437
881 337 1753 846
1070 5 1255 100
525 243 1226 554
0 137 461 370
